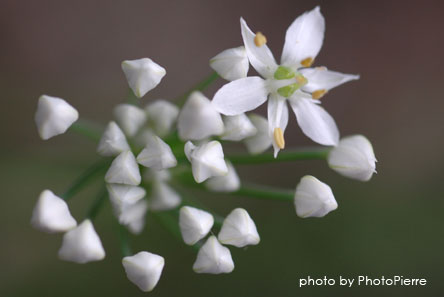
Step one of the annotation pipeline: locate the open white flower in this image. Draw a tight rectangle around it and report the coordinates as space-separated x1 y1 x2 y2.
31 190 77 233
294 175 337 218
113 104 147 137
121 58 166 98
218 208 260 247
145 100 179 137
220 113 257 141
97 121 130 157
122 251 165 292
184 141 228 183
119 199 148 235
58 219 105 263
328 135 377 181
212 7 359 157
243 113 272 154
35 95 79 140
205 161 240 192
105 151 141 185
179 206 214 245
150 181 181 211
210 46 249 81
136 134 177 170
193 236 234 274
106 184 146 216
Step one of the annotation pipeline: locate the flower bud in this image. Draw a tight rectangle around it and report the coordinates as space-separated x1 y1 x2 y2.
105 151 141 185
106 184 146 216
243 114 272 154
218 208 260 247
179 206 214 245
205 161 240 192
119 199 148 235
113 104 147 137
145 100 179 137
136 134 177 170
121 58 166 98
149 181 181 211
122 251 165 292
97 121 130 157
193 236 234 274
221 113 257 141
210 46 249 81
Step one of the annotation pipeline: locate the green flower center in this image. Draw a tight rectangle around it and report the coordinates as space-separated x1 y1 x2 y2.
273 66 307 97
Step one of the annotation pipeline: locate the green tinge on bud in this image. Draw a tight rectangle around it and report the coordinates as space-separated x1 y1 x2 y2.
277 83 301 97
273 66 296 80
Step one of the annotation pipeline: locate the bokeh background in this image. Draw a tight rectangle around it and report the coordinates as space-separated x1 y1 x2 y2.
1 0 444 296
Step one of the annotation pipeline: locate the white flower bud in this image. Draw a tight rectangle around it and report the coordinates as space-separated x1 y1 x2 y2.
243 114 272 155
136 134 177 170
35 95 79 140
205 162 240 192
113 104 147 137
97 121 130 157
179 206 214 245
122 251 165 292
119 199 148 235
143 168 171 183
218 208 260 247
150 181 181 211
105 151 141 185
145 100 179 137
221 114 257 141
193 236 234 274
133 128 155 147
184 141 228 183
106 184 146 216
177 91 224 141
294 175 338 218
58 219 105 263
31 190 77 233
210 46 249 81
328 135 377 181
121 58 166 98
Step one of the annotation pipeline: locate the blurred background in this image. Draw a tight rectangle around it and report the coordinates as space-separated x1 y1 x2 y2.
1 0 444 296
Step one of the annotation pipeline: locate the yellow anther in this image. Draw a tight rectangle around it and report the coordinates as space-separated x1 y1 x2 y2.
300 57 314 67
295 74 308 85
273 127 285 149
312 89 328 100
254 32 267 47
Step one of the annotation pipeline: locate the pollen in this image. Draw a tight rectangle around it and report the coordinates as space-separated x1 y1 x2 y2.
273 128 285 149
312 89 327 99
254 32 267 47
300 57 314 67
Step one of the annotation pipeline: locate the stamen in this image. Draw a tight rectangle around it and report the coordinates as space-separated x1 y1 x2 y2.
273 128 285 149
312 89 327 100
254 32 267 47
300 57 314 67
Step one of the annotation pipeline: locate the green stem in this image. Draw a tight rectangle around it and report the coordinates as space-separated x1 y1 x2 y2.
69 119 103 142
127 88 139 106
230 184 294 202
118 224 132 257
175 71 219 107
86 186 108 220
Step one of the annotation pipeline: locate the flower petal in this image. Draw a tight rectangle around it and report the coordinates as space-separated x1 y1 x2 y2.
267 94 289 157
210 46 249 81
212 76 268 116
243 114 272 155
300 67 359 92
281 6 325 68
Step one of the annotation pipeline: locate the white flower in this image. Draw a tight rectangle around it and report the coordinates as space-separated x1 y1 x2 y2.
218 208 260 247
35 95 79 140
145 100 179 137
220 113 257 141
184 141 228 183
58 219 105 263
212 7 359 157
210 46 249 81
119 199 148 235
179 206 214 245
122 251 165 292
205 161 240 192
327 135 377 181
31 190 77 233
177 91 224 141
105 151 141 185
294 175 337 218
97 121 130 157
106 184 146 216
150 181 181 211
136 134 177 170
193 236 234 274
121 58 166 98
243 113 272 154
113 104 147 137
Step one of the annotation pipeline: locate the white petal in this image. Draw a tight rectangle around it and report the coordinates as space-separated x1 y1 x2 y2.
281 6 325 68
31 190 77 233
221 113 257 141
177 91 224 141
35 95 79 140
212 77 268 116
58 220 105 263
210 46 249 81
150 181 181 211
268 94 289 157
113 104 147 137
294 175 337 218
186 141 228 183
328 135 376 181
105 151 141 185
289 96 339 146
122 251 165 292
205 161 240 192
300 67 360 92
106 184 146 216
97 121 130 157
136 135 177 170
119 199 148 235
179 206 214 245
240 17 277 78
243 114 272 154
193 236 234 274
145 100 179 137
218 208 260 247
121 58 166 98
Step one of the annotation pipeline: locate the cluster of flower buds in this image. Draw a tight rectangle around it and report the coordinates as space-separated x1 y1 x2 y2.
32 6 376 292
